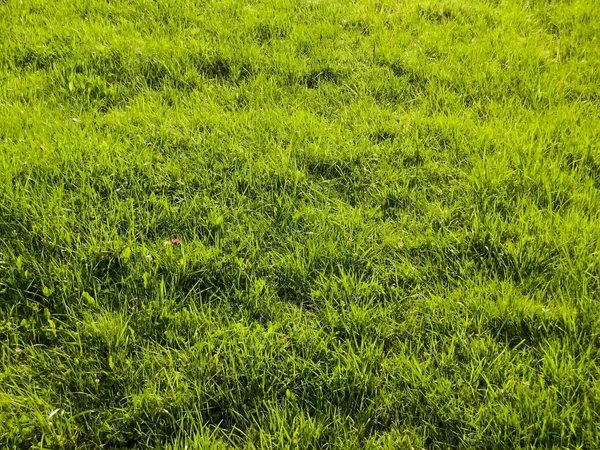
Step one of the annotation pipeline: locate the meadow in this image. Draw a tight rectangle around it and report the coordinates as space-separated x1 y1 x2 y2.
1 0 599 448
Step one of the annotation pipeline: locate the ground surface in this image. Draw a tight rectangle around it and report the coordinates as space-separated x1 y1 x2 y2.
1 0 599 448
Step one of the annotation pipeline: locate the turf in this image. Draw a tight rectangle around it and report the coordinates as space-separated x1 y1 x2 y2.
1 0 599 448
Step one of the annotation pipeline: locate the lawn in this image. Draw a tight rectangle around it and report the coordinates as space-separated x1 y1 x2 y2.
1 0 599 448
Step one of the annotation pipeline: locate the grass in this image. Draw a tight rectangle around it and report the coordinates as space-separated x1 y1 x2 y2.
1 0 599 448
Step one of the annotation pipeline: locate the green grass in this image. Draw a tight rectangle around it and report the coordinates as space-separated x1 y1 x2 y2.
1 0 599 447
